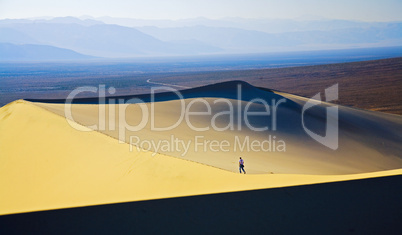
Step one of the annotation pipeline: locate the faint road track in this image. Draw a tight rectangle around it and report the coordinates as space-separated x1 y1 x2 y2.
146 79 191 89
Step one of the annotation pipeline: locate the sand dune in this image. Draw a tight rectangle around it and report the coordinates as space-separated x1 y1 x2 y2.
33 81 402 174
0 81 401 216
2 174 402 234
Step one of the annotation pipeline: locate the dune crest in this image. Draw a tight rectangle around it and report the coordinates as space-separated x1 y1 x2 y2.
1 100 402 215
32 81 402 174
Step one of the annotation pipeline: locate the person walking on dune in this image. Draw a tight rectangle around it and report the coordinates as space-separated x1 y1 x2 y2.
239 157 246 174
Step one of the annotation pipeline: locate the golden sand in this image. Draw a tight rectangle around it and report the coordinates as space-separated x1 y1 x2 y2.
35 97 402 174
0 100 401 215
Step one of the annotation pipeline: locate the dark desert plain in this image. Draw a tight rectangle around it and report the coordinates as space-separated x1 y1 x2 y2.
1 56 401 115
156 57 402 115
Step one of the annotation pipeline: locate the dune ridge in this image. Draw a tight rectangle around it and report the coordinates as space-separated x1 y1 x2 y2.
32 81 402 174
1 100 402 216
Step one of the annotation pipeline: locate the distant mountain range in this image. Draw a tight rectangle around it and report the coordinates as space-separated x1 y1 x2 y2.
0 43 94 61
92 16 401 34
137 23 402 53
0 20 220 58
0 16 401 60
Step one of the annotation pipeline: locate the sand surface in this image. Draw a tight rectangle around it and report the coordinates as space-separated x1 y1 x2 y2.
33 82 402 175
1 97 401 215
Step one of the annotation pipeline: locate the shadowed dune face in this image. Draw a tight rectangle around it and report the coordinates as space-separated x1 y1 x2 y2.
33 81 402 175
2 175 402 234
1 81 402 216
3 99 402 216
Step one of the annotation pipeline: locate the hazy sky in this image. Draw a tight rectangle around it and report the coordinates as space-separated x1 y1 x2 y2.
0 0 401 21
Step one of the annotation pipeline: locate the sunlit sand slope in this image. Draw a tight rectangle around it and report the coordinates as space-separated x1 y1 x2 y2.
34 81 402 174
1 100 401 215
